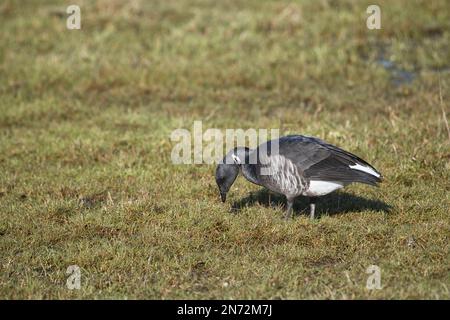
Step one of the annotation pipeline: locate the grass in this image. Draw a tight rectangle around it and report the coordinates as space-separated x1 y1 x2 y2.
0 0 449 299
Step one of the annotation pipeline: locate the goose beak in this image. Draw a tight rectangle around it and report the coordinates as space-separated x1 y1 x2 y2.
220 192 226 203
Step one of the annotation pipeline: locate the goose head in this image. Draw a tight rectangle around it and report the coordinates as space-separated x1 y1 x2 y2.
215 148 248 202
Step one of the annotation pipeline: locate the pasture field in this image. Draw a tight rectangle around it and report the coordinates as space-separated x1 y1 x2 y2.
0 0 449 299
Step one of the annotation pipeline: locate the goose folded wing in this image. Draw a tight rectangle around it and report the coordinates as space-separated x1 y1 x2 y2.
279 136 382 186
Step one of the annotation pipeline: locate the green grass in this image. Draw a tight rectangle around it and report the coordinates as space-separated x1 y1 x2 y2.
0 0 449 299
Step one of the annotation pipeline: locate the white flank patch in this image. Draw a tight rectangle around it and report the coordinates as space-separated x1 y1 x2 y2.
305 181 344 197
349 163 380 177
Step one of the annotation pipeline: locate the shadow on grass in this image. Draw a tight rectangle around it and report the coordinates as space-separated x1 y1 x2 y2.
231 189 391 217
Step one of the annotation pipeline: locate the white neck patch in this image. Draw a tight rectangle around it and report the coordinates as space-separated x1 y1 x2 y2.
231 153 241 165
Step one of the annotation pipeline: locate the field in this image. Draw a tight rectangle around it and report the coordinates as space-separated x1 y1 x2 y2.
0 0 449 299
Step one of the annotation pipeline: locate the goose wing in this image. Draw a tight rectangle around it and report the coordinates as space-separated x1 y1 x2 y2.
274 135 382 186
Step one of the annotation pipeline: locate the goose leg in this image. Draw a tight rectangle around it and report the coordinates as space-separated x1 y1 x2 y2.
309 197 317 220
285 197 294 220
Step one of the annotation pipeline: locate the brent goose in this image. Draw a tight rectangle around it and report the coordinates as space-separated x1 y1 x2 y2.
215 135 382 219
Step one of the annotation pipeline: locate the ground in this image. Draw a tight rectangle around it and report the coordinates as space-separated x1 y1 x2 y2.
0 0 449 299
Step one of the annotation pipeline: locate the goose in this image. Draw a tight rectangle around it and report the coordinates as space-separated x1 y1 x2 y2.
215 135 382 219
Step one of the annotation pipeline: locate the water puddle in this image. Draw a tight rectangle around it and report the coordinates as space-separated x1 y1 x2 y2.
374 44 450 87
376 57 416 86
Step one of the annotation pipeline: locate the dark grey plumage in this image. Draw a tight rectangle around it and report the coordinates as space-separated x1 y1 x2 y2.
215 135 382 219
